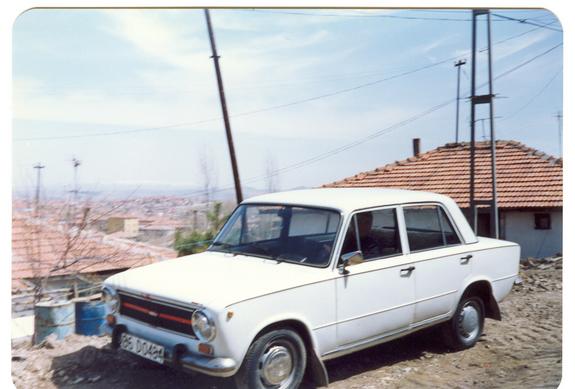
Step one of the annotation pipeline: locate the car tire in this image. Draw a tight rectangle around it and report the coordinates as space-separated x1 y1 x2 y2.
234 328 307 389
442 295 485 350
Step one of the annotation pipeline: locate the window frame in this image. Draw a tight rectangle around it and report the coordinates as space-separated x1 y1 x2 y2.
400 202 464 254
534 213 552 230
336 205 407 264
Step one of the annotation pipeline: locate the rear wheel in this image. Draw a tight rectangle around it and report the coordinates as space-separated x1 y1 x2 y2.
442 296 485 350
234 328 306 389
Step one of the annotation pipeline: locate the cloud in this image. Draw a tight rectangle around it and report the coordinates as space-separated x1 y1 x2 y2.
100 10 209 70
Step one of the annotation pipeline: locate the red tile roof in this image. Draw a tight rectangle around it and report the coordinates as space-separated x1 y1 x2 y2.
324 140 562 209
12 216 177 292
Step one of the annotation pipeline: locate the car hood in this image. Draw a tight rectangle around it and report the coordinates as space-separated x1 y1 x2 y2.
104 251 332 310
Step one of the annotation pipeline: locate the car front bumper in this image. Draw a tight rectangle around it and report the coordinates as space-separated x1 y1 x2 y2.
111 324 237 378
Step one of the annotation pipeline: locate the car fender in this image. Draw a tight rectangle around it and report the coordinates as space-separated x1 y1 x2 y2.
455 275 502 321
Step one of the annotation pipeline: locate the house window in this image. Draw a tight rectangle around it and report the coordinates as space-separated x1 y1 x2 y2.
534 213 551 230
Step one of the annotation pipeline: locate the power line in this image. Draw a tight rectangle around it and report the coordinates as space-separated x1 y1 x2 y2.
241 9 535 22
479 19 560 52
15 19 554 95
13 57 456 142
185 41 564 197
491 13 563 32
15 21 561 142
500 68 561 121
491 42 562 81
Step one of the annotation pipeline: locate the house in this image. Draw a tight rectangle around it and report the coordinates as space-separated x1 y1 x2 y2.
12 215 177 316
324 140 562 259
106 216 140 238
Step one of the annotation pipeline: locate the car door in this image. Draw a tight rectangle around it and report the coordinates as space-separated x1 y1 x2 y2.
401 204 472 326
335 206 415 347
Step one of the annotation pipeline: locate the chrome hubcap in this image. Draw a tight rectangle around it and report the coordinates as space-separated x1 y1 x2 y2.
459 302 480 339
260 345 293 386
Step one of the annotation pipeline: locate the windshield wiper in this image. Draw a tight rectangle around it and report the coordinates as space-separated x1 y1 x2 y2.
275 254 307 264
208 242 237 255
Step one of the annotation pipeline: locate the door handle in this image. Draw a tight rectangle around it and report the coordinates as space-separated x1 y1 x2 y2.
460 254 473 264
400 266 415 277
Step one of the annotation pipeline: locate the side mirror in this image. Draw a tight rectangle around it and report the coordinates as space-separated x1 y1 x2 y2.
339 250 363 275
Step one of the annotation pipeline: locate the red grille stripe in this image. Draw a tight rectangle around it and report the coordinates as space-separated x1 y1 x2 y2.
158 312 191 325
122 302 191 325
123 301 151 314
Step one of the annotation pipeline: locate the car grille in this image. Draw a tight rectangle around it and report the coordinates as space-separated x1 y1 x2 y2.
118 292 197 338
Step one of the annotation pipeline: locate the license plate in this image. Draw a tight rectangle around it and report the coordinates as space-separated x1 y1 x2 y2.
120 333 164 364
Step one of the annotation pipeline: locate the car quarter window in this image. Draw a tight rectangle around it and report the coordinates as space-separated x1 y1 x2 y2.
340 208 402 261
403 204 461 251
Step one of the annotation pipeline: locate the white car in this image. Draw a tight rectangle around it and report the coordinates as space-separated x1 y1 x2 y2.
102 188 520 388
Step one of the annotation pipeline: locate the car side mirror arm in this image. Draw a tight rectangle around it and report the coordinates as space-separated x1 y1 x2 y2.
339 250 363 275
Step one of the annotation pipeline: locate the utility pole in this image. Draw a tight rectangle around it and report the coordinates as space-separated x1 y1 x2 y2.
470 9 499 239
72 158 81 205
204 9 243 204
555 111 563 156
486 10 499 240
33 163 45 217
454 59 466 143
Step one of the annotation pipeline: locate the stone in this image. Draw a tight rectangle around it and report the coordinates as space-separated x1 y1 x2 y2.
71 377 85 385
88 375 101 383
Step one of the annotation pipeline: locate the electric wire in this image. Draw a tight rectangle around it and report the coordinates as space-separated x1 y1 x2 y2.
491 13 563 32
15 26 558 142
499 68 562 122
240 9 537 22
182 42 563 197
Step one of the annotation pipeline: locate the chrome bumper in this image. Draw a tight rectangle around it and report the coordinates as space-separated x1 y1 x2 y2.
111 325 237 378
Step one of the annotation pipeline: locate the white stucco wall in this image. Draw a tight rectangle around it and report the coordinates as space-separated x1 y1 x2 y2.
502 210 562 258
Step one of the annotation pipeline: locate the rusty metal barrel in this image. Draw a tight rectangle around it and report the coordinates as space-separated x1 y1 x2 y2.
33 300 75 344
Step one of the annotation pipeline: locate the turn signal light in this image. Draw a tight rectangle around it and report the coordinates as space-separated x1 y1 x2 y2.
106 314 116 326
198 343 213 355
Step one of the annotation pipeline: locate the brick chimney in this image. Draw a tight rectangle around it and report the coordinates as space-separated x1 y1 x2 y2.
413 138 421 157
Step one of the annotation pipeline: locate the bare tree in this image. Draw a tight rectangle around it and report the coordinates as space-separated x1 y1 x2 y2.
199 147 218 205
265 154 279 193
15 196 145 305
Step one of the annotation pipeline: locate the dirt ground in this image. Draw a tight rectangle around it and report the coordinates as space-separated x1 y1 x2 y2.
11 258 562 389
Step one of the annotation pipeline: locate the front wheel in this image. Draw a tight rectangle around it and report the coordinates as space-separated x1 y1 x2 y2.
234 328 307 389
442 296 485 350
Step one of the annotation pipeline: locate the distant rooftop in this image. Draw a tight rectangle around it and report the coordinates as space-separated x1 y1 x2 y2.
11 215 177 292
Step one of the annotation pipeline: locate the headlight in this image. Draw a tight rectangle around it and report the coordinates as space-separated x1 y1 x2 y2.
191 310 216 341
102 286 120 314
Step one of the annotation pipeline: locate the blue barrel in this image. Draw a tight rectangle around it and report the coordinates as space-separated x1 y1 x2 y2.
34 300 75 344
75 300 106 336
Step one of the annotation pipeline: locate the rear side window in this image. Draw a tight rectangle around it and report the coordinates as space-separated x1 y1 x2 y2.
403 205 461 251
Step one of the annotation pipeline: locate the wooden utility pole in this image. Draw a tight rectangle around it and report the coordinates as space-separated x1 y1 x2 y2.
454 59 466 143
204 9 243 204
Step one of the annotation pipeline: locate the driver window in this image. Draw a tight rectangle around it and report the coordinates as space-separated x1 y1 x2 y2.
341 208 401 263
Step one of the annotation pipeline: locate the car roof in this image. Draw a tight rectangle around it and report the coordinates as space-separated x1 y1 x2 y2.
242 188 452 214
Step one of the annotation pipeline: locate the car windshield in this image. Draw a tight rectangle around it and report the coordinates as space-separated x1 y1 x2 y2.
208 204 341 267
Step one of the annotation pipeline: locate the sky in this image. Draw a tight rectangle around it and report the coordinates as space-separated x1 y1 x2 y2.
12 8 563 198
